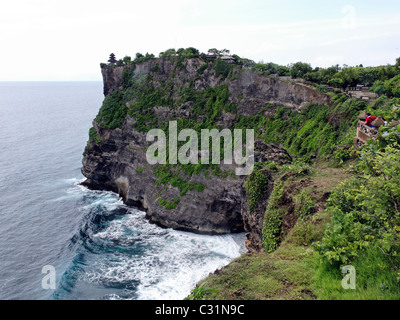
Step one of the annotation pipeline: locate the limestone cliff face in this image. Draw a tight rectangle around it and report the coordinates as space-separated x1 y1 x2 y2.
101 64 131 96
102 58 330 113
82 115 245 234
82 57 330 250
227 70 330 116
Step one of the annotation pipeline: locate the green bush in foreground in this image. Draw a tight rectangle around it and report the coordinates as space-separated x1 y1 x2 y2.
314 246 400 300
313 105 400 299
315 145 400 264
315 105 400 265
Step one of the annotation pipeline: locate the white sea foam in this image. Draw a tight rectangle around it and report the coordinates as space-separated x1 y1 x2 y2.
81 209 246 300
63 178 247 300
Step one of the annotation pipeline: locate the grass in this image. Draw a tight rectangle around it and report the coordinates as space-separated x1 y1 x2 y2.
194 160 400 300
314 247 400 300
193 162 351 300
200 226 323 300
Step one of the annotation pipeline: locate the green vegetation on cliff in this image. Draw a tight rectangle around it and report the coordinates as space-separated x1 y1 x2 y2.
261 179 285 253
244 163 269 213
95 59 242 209
235 95 364 157
199 105 400 300
95 90 128 129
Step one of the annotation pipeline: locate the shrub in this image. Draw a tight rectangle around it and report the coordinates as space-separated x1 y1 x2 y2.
316 84 329 93
279 159 311 176
372 75 400 98
212 58 235 79
262 180 285 253
197 64 208 75
315 145 400 264
153 165 205 197
165 197 180 210
88 127 102 143
184 282 219 300
95 91 127 129
295 190 315 219
244 164 269 213
151 64 160 73
332 148 351 164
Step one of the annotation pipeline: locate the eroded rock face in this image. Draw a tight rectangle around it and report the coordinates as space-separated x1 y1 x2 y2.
103 58 330 113
82 116 246 235
83 57 330 248
254 140 292 164
228 69 330 115
101 64 131 96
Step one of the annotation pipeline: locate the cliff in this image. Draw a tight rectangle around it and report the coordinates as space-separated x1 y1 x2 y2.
81 55 331 250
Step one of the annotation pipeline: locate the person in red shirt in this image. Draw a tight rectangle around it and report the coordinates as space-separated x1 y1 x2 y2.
365 113 377 127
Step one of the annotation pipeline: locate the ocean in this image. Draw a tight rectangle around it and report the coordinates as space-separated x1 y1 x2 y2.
0 82 246 300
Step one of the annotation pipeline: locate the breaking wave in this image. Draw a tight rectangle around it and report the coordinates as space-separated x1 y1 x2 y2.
53 181 246 300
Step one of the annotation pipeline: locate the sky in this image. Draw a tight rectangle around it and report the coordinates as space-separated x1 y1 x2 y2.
1 0 400 81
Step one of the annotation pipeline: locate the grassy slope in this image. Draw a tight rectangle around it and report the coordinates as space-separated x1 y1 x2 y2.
195 158 400 300
197 162 350 300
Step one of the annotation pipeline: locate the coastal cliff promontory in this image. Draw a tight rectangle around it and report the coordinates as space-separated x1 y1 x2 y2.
82 51 331 250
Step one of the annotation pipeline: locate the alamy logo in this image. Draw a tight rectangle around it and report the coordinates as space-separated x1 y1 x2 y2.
341 265 356 290
341 5 356 29
41 265 56 290
146 121 255 175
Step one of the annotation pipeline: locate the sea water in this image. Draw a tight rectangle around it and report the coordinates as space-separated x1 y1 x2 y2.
0 82 246 300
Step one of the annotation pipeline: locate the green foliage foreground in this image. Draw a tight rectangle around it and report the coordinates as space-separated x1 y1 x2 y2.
314 105 400 299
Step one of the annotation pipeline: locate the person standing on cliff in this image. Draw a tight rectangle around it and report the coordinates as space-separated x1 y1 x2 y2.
365 113 377 128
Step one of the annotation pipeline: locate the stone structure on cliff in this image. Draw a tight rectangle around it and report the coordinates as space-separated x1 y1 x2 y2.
353 111 385 147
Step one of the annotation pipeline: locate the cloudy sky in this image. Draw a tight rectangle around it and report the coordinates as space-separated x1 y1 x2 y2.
1 0 400 81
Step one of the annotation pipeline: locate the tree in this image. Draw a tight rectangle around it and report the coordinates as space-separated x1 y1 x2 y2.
328 77 344 88
396 57 400 69
108 53 117 64
123 56 132 65
289 62 313 79
185 47 200 56
220 49 230 55
239 58 255 68
384 75 400 98
371 80 386 96
159 48 176 58
175 47 200 59
208 48 220 55
134 52 155 64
